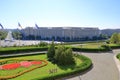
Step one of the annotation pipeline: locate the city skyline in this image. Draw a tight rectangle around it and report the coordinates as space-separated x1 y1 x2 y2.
0 0 120 29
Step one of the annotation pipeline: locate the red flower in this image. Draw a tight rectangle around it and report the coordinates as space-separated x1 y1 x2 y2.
2 63 21 70
0 66 2 70
0 60 43 70
20 61 32 68
30 61 42 65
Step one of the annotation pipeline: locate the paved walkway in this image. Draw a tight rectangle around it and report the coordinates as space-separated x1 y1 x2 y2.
0 51 47 57
62 51 119 80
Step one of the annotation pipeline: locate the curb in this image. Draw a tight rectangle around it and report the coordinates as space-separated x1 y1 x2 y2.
114 54 120 80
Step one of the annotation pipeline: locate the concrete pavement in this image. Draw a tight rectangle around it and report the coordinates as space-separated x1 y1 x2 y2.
113 49 120 80
0 40 61 47
0 51 47 57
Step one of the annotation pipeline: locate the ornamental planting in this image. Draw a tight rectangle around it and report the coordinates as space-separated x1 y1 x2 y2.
0 61 43 70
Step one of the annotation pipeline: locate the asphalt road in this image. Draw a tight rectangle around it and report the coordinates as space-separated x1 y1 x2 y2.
62 51 119 80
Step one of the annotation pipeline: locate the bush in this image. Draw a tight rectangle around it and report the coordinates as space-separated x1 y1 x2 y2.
54 46 75 65
38 42 48 47
110 33 120 44
47 41 55 61
101 45 111 51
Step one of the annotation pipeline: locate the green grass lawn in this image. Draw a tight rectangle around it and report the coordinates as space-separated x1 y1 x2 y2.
0 46 41 51
70 42 104 49
0 54 83 80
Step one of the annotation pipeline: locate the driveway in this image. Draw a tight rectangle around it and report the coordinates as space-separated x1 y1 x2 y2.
62 51 119 80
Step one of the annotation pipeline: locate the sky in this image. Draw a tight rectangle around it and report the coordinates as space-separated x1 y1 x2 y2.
0 0 120 29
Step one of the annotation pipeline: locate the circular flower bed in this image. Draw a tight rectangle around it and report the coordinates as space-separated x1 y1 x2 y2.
0 61 43 70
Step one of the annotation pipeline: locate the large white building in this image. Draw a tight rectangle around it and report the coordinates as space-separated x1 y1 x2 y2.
22 27 100 41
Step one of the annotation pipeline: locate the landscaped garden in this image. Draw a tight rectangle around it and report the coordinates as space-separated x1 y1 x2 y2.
1 33 120 80
0 41 92 80
0 53 92 80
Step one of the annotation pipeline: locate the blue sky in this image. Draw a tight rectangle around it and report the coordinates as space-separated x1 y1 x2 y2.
0 0 120 29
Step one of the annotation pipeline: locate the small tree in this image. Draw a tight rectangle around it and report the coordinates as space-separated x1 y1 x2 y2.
54 46 75 65
47 41 55 61
54 45 65 64
110 33 119 44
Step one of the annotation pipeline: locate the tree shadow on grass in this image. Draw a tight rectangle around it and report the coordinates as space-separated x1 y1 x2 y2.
56 64 93 80
56 63 76 70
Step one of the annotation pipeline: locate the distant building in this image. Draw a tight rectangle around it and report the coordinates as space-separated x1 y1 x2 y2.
22 27 100 41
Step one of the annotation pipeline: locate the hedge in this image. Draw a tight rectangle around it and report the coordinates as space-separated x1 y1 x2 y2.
71 47 110 52
1 43 119 55
0 46 111 55
32 55 92 80
109 44 120 49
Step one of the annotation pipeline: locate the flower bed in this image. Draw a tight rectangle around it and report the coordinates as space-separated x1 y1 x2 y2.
0 61 43 70
1 63 21 70
0 59 48 80
20 61 32 68
31 61 42 65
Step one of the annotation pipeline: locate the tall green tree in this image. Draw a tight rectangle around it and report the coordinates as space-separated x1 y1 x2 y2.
47 41 55 61
54 45 75 65
110 33 119 44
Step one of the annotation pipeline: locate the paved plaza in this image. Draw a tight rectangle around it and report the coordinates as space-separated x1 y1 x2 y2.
0 40 40 47
0 40 61 47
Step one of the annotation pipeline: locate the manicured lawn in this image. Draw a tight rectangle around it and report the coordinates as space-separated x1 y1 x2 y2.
0 46 47 51
0 54 85 80
70 42 104 49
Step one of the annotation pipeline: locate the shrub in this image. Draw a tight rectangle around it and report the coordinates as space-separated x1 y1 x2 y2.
110 33 120 44
101 45 111 51
47 41 55 61
38 42 48 47
54 45 75 65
